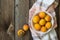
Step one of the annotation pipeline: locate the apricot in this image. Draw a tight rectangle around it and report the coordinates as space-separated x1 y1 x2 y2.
39 19 46 26
39 12 46 18
34 24 41 31
45 15 51 21
17 29 25 37
45 22 52 29
41 26 47 32
23 24 29 31
32 15 40 23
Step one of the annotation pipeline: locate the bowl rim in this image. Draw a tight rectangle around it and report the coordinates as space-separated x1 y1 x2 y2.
31 11 54 34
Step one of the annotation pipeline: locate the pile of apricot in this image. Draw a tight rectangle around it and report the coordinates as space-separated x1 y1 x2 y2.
32 12 52 32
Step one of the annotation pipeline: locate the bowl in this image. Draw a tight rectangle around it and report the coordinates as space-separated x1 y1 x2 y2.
31 11 54 34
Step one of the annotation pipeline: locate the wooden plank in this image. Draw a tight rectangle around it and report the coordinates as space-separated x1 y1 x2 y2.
59 5 60 40
0 0 14 40
55 0 60 40
15 0 33 40
29 0 36 8
55 5 60 40
58 1 60 40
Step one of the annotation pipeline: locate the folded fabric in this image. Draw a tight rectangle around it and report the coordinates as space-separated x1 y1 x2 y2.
29 0 58 40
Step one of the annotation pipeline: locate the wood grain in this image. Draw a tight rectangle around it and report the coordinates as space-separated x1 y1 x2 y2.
15 0 33 40
0 0 14 40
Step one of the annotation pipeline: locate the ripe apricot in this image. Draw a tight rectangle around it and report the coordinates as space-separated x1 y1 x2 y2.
32 15 40 23
39 12 46 18
34 24 41 31
41 26 47 32
23 24 29 31
17 29 25 37
39 19 46 26
45 15 51 21
45 22 52 29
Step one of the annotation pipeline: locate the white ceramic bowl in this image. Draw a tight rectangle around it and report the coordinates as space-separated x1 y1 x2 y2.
31 11 54 34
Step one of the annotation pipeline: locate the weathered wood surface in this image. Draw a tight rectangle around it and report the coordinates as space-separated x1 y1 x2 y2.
0 0 59 40
55 0 60 40
15 0 33 40
59 4 60 40
0 0 14 40
58 1 60 40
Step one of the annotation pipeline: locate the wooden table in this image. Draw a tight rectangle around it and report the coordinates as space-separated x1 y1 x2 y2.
15 0 33 40
0 0 60 40
0 0 14 40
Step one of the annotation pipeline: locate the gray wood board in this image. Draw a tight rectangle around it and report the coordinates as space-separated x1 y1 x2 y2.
0 0 14 40
15 0 33 40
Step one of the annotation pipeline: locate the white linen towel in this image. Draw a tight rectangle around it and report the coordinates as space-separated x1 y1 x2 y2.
29 0 58 40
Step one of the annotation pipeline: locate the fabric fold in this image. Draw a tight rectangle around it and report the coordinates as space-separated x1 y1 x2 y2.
29 0 58 40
